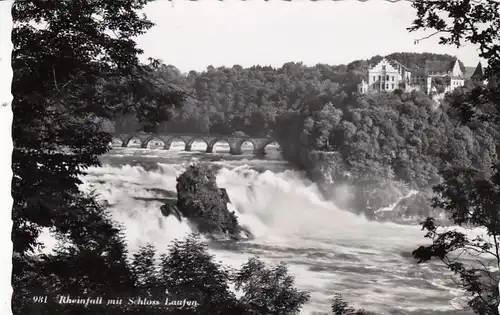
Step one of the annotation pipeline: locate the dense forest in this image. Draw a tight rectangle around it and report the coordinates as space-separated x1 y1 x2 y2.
110 52 466 137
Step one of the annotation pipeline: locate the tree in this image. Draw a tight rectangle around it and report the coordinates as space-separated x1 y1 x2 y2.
331 294 376 315
158 234 244 315
408 0 500 124
12 192 137 315
120 235 312 315
234 257 310 315
130 244 163 297
12 0 153 255
409 1 500 314
413 167 500 314
11 0 186 313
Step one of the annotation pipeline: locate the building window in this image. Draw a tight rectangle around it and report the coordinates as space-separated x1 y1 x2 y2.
392 84 394 89
392 76 394 81
386 84 389 89
378 75 381 81
386 75 389 81
373 76 376 82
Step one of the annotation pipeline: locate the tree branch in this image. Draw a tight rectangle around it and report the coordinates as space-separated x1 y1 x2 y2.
413 30 449 45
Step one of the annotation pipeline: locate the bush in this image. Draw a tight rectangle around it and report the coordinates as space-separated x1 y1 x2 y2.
133 235 310 315
158 234 242 315
331 294 377 315
234 257 310 315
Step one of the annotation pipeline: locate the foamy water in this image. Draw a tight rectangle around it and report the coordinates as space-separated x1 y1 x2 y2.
40 141 476 315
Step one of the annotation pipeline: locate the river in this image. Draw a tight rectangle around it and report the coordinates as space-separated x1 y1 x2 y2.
51 140 474 315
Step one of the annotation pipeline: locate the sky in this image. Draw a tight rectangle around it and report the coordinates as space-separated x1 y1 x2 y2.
135 0 484 73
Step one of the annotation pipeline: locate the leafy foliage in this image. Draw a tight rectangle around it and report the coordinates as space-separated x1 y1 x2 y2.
408 1 500 314
11 0 186 314
14 233 312 315
408 0 500 125
331 294 377 315
11 0 187 256
12 191 137 315
275 86 498 221
412 166 500 314
109 53 462 138
158 234 242 315
234 257 311 315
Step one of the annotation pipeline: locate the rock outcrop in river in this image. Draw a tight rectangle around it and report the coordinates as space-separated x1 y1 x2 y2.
162 164 252 240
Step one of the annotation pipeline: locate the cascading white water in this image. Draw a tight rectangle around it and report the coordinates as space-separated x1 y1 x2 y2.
38 143 476 315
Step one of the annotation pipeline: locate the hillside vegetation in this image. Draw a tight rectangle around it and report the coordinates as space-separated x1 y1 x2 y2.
110 52 469 141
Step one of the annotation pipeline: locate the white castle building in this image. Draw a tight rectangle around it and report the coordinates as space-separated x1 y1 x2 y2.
356 57 481 95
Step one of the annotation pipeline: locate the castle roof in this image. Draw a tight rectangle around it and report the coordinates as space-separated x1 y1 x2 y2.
412 69 426 77
471 62 484 79
424 60 455 73
388 59 410 71
464 66 476 79
380 58 458 75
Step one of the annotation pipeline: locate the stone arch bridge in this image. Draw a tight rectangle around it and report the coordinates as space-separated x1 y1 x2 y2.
111 133 277 156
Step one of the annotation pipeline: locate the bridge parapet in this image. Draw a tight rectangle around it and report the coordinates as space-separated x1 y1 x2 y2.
111 133 276 156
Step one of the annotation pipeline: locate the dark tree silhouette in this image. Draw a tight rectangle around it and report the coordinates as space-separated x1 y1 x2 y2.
10 0 185 313
408 1 500 314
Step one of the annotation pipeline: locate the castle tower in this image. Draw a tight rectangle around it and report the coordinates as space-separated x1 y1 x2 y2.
471 61 484 85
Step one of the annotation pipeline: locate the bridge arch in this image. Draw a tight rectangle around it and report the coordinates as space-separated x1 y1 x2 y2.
207 138 231 153
164 137 187 150
236 138 256 151
143 136 165 148
256 139 277 154
231 138 260 155
186 137 208 146
122 136 142 148
110 137 123 147
186 137 209 152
